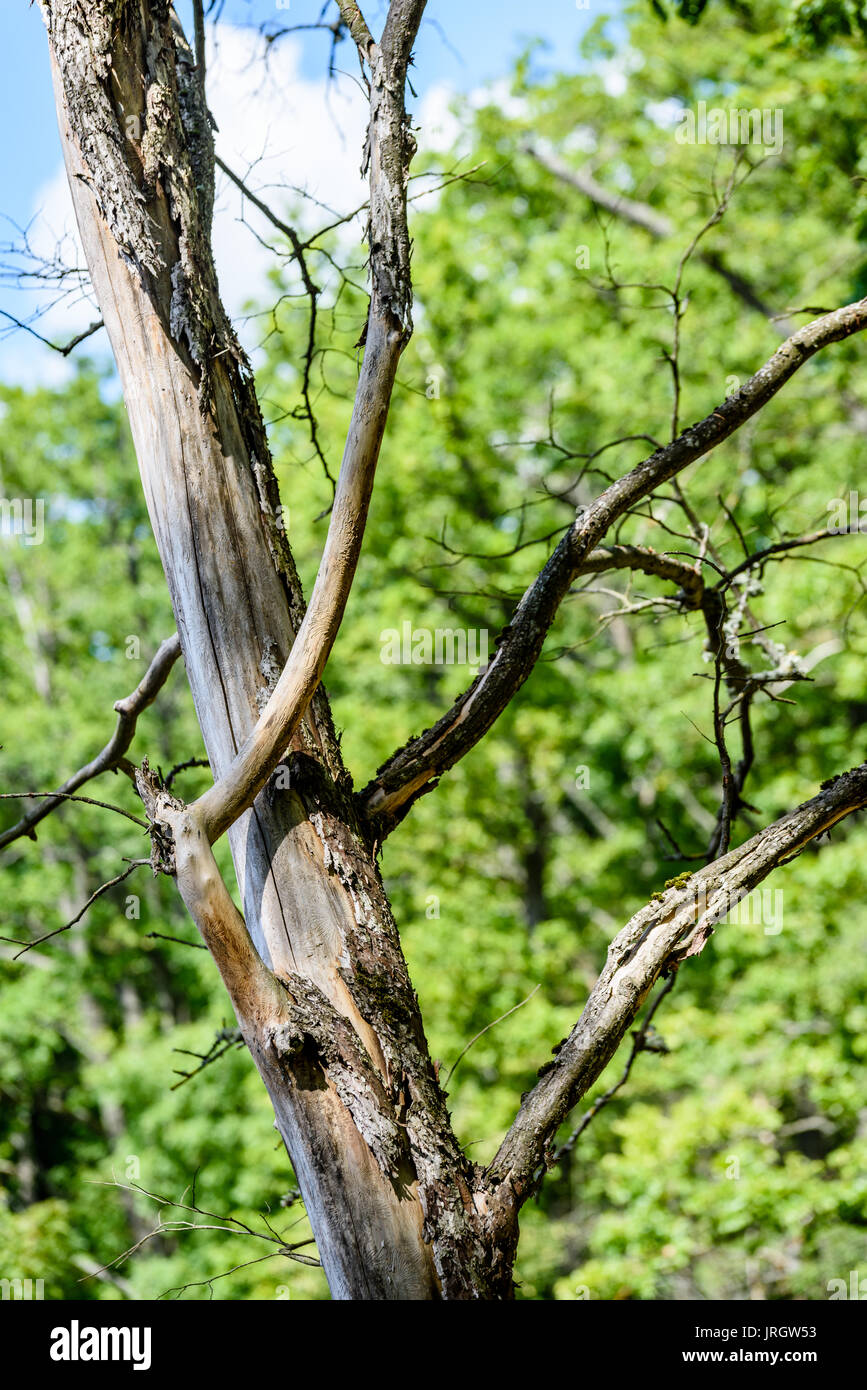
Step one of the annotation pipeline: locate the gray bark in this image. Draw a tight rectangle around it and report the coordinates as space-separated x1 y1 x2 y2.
43 0 511 1300
36 0 867 1303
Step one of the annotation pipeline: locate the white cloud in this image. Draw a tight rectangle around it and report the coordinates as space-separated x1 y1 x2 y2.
206 23 369 319
3 24 473 383
415 82 464 155
6 25 368 376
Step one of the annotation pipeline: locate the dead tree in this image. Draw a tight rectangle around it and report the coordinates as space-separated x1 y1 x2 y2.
16 0 867 1297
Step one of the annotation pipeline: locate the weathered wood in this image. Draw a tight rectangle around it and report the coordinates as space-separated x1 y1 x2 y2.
489 761 867 1202
359 296 867 836
43 0 495 1300
33 1 867 1302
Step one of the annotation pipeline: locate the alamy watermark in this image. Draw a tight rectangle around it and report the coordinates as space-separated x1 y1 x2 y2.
827 493 867 533
675 101 784 156
827 1270 867 1299
380 622 489 670
670 880 784 936
50 1320 151 1371
0 497 44 545
0 1277 44 1300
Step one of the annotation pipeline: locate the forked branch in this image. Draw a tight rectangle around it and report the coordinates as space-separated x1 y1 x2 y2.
487 761 867 1203
0 634 181 851
360 297 867 836
190 0 427 847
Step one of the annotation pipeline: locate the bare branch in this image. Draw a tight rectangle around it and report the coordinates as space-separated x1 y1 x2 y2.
1 859 148 959
524 141 674 238
145 931 207 950
443 985 541 1089
381 0 428 68
723 529 841 586
189 0 427 847
171 1025 244 1089
335 1 375 61
580 543 704 601
136 764 277 1019
487 761 867 1203
85 1178 320 1279
0 792 148 832
549 973 676 1167
192 0 207 97
0 309 103 355
359 297 867 835
0 633 181 851
163 755 210 790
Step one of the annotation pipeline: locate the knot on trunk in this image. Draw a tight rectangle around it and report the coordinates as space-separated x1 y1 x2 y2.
267 973 414 1189
135 757 184 876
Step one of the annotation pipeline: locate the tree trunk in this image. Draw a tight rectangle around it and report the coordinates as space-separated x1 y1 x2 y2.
31 0 867 1304
44 0 515 1300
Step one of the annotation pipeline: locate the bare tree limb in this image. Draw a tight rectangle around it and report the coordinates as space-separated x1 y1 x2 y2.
136 764 279 1020
487 761 867 1203
0 791 149 834
0 633 181 851
0 309 103 355
549 973 676 1167
580 543 704 600
525 141 674 238
381 0 427 67
189 0 427 848
86 1178 321 1278
335 0 375 60
145 931 206 950
192 0 207 97
723 529 841 586
0 859 148 959
359 297 867 836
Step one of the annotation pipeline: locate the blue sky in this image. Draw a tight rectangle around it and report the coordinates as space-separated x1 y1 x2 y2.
1 1 601 383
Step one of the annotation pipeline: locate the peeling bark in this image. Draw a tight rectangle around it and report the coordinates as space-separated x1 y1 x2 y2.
38 0 867 1303
43 0 509 1300
360 296 867 835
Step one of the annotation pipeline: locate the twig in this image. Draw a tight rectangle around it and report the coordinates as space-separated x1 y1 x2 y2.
0 309 103 355
0 633 181 850
444 985 541 1089
215 154 333 492
0 859 149 958
83 1178 321 1282
548 973 677 1169
0 791 149 833
170 1026 244 1089
164 756 210 790
146 931 207 950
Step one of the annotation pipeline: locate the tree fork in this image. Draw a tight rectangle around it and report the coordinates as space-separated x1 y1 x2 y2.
43 0 512 1299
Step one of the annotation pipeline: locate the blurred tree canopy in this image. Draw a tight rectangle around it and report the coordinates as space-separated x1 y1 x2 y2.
1 0 866 1298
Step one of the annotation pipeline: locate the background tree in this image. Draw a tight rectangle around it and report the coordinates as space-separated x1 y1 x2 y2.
2 0 867 1299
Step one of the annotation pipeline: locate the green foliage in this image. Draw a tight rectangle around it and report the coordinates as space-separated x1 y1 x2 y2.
650 0 867 46
2 0 867 1299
